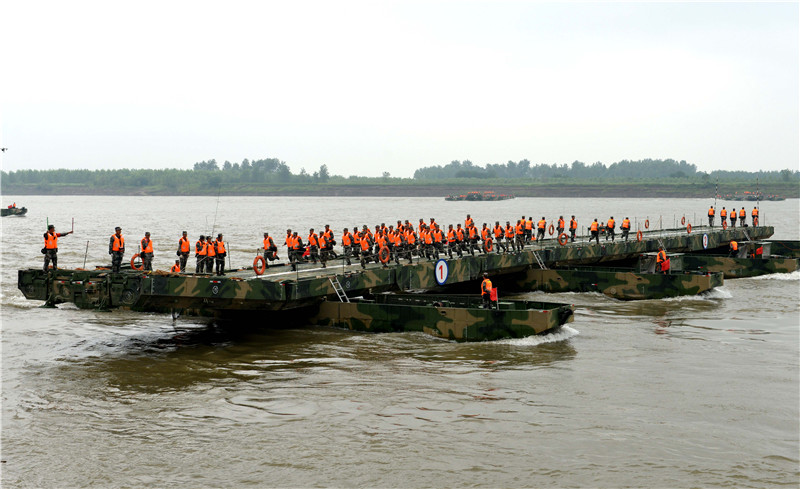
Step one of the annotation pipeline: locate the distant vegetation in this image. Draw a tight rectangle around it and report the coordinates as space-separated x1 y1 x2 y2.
2 158 797 197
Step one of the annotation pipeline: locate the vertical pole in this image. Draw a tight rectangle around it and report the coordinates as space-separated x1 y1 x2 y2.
83 241 89 268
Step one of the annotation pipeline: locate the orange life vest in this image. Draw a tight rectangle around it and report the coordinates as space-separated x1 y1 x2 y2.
447 230 456 243
263 237 274 249
657 250 667 263
111 234 125 252
538 219 546 230
607 219 615 229
590 221 598 231
308 233 319 247
708 207 715 216
739 209 746 218
730 241 738 251
141 238 153 253
494 225 503 239
206 242 216 257
179 237 190 253
216 240 226 253
525 219 533 231
752 208 759 217
558 218 565 229
505 225 514 238
481 278 492 296
171 264 180 272
720 209 727 218
342 232 352 246
570 219 577 230
45 232 58 249
196 240 207 255
621 219 630 229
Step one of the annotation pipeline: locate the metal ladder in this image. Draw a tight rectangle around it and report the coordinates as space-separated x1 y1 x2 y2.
742 227 752 242
329 276 350 303
532 250 547 270
657 237 667 251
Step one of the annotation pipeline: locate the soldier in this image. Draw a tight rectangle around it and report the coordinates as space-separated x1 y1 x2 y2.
214 234 226 275
43 224 73 272
606 217 615 241
341 228 353 265
515 219 525 251
171 259 181 273
738 208 746 226
109 227 125 273
751 206 759 226
708 206 715 227
446 224 459 258
322 224 337 258
720 207 727 226
307 229 320 264
290 232 304 271
177 231 190 272
728 240 739 257
525 216 533 244
505 221 516 252
139 232 154 271
263 232 278 268
480 273 494 309
590 219 599 244
195 235 207 273
537 217 547 241
556 216 565 236
569 216 578 243
205 234 216 273
493 221 506 253
656 247 669 274
620 217 631 241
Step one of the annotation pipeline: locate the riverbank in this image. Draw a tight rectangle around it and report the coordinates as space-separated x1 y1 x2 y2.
4 182 798 198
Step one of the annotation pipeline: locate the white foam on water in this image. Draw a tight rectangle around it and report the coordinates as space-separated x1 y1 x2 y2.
750 270 800 281
496 325 579 346
661 286 733 302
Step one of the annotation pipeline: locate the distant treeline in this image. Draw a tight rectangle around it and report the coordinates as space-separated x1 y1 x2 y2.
2 158 798 195
413 158 799 182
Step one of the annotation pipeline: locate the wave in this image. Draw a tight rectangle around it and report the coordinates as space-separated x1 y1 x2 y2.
496 325 579 346
661 286 733 301
750 270 800 281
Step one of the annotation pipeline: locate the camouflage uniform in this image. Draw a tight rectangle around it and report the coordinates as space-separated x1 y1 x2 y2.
109 230 125 273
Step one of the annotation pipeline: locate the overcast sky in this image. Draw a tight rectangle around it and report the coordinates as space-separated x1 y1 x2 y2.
2 1 798 177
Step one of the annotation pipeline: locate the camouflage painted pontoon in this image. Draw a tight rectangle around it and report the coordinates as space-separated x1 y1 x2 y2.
312 293 574 341
517 253 724 300
683 241 800 278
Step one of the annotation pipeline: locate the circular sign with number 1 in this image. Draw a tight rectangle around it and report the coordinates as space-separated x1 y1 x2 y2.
435 259 449 285
702 233 709 249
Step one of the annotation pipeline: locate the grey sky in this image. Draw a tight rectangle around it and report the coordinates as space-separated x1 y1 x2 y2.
2 1 798 177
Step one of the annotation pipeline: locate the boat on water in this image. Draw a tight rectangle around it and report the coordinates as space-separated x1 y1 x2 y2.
719 191 785 201
2 205 27 217
445 191 515 201
312 293 574 341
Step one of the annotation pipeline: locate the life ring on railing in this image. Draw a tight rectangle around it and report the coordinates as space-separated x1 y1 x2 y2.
378 245 390 264
130 253 143 270
754 217 758 226
558 233 568 246
686 223 692 234
637 230 643 242
548 224 555 236
681 216 686 225
644 219 650 229
722 220 728 230
484 239 493 253
253 255 266 275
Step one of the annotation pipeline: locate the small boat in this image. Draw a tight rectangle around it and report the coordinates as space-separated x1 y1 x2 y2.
1 206 27 217
312 293 574 341
445 191 515 202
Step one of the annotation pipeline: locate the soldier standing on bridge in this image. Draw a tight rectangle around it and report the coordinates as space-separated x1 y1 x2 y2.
177 231 190 272
214 234 226 275
537 217 547 241
751 206 759 226
569 216 578 242
43 224 73 272
708 206 715 227
109 227 125 273
730 208 737 228
139 232 154 271
590 219 600 244
195 235 207 273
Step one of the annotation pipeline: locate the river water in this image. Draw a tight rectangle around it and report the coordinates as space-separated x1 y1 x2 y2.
1 196 798 488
